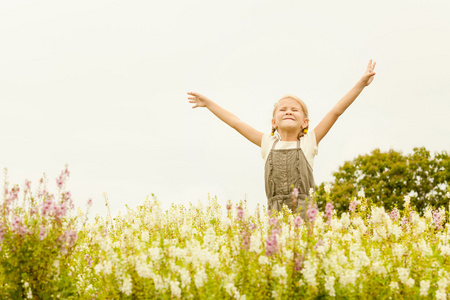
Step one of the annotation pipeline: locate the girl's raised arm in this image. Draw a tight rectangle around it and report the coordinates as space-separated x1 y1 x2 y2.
187 92 264 147
314 60 376 144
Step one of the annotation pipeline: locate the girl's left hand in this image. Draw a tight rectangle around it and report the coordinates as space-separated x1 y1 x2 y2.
360 59 376 86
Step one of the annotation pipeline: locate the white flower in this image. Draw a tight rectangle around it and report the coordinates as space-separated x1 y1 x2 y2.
301 258 318 287
325 276 335 297
170 280 181 298
225 282 235 296
339 269 358 286
136 261 152 278
437 276 449 291
392 244 405 260
179 268 191 289
259 255 270 265
194 268 207 288
131 222 139 232
141 230 149 242
415 219 427 236
249 234 262 253
27 288 33 299
440 245 450 256
419 280 430 297
222 217 232 228
397 268 414 288
389 281 399 290
272 264 287 285
436 289 447 300
371 261 387 276
225 282 245 300
340 213 351 229
403 195 411 207
357 189 365 198
148 247 162 261
418 239 432 256
337 250 348 266
120 276 132 296
391 224 402 239
324 182 332 194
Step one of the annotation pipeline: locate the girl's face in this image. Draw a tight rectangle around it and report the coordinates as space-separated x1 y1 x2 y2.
272 98 309 133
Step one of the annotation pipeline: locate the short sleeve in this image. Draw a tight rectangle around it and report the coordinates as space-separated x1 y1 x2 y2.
261 133 276 161
300 129 319 168
308 129 319 156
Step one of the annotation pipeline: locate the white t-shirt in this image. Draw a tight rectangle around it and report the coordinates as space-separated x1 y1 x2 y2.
261 130 319 169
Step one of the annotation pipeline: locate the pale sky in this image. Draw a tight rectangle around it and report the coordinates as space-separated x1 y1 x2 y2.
1 0 449 217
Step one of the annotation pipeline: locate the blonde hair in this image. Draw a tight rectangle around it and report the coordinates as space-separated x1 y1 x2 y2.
272 94 309 139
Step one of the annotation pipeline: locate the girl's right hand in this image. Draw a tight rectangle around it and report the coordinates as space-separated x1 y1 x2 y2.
187 92 210 108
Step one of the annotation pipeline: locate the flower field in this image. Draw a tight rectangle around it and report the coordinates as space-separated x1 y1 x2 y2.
1 169 450 299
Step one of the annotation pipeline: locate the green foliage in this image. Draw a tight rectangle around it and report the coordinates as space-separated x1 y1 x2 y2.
316 147 450 215
0 168 84 299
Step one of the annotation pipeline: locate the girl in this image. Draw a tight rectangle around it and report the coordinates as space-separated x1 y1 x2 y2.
187 60 376 219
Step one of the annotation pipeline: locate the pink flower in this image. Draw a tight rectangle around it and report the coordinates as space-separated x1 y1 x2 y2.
313 239 323 250
39 226 47 240
433 210 443 230
59 229 78 255
62 191 72 202
325 202 334 224
402 217 409 227
236 206 244 221
56 167 70 189
5 186 20 205
307 204 318 223
0 227 5 244
349 200 358 212
11 216 29 236
292 188 299 198
55 203 68 220
269 217 278 227
11 216 22 232
85 254 93 267
42 198 55 216
390 208 399 222
56 177 64 189
295 255 304 272
265 230 278 256
17 225 29 236
241 231 251 250
294 216 303 228
24 180 31 192
87 198 93 207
